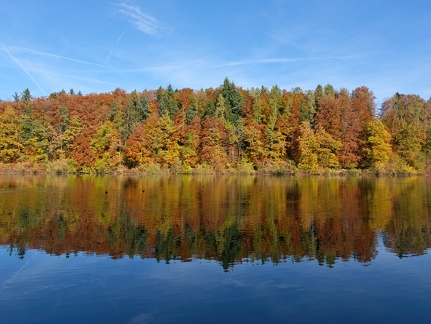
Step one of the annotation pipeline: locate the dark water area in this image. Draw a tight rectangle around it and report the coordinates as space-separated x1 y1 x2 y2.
0 175 430 323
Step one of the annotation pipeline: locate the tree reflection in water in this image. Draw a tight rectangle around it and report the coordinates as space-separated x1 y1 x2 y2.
1 175 430 270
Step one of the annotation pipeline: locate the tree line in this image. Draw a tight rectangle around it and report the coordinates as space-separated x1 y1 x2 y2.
0 78 430 174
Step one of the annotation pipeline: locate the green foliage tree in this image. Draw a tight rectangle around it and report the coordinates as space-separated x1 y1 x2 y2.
423 127 431 158
109 102 125 136
300 90 316 125
21 88 32 102
28 121 50 162
186 95 199 124
157 85 178 120
393 124 425 170
314 84 324 111
214 93 227 120
182 115 201 166
380 94 430 135
268 85 282 129
123 90 142 141
224 119 243 167
58 106 69 134
91 122 122 172
323 84 335 98
60 116 82 157
221 77 243 125
380 93 430 171
19 117 50 162
140 90 151 120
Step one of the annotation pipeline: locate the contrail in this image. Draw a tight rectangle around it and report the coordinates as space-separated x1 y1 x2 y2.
116 28 127 45
1 42 45 95
8 46 109 68
105 28 127 64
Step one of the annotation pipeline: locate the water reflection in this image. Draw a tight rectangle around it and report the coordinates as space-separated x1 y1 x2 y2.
0 175 430 270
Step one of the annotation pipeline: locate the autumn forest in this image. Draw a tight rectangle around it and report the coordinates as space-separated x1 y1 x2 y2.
0 78 430 174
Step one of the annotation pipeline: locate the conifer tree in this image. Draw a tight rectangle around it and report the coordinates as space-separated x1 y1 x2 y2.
221 77 243 125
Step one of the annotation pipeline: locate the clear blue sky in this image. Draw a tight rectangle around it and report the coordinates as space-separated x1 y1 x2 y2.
1 1 430 105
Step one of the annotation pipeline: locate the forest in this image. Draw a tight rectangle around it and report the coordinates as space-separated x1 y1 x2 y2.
0 78 430 174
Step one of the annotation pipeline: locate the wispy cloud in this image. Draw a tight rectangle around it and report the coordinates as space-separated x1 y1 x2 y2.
216 55 362 68
0 42 45 95
38 70 119 86
114 3 161 37
215 58 303 68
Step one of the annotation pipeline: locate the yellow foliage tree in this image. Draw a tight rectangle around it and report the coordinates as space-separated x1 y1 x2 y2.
91 121 122 172
297 122 341 172
297 122 319 172
0 107 23 162
364 119 392 168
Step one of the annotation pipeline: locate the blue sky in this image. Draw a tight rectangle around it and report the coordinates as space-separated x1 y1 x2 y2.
1 1 430 105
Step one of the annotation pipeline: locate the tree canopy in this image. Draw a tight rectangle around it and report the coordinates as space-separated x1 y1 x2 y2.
0 83 430 174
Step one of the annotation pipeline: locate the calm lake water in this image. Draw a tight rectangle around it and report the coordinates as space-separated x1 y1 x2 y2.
0 175 430 323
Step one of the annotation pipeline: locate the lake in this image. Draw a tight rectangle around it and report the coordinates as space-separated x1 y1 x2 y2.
0 175 430 323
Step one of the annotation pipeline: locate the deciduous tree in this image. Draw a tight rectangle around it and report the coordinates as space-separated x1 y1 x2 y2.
0 107 23 162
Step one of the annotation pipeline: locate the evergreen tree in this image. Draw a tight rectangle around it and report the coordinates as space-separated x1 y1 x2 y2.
214 93 227 120
157 85 178 119
323 84 335 98
268 85 282 129
21 88 32 102
19 118 50 162
140 90 151 120
157 86 170 117
186 95 199 124
58 106 69 134
122 90 149 142
221 77 243 125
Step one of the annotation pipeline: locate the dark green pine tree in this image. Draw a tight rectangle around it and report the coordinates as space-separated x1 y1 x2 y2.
166 84 179 119
140 90 151 121
220 77 243 125
58 106 69 134
21 88 32 102
323 84 335 98
122 90 150 142
109 102 125 136
157 85 179 120
186 95 199 124
300 90 316 125
314 84 324 112
157 86 170 117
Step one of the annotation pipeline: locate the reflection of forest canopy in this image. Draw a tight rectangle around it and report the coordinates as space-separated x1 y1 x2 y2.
1 176 430 270
1 81 431 174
